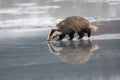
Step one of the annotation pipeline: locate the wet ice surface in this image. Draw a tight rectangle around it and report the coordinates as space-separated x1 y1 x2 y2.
0 28 120 80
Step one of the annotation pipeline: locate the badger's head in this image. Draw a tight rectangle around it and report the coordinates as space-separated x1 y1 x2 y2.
47 27 62 41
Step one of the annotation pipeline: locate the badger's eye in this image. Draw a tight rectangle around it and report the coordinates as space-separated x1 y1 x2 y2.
49 29 56 36
52 29 60 32
57 29 60 31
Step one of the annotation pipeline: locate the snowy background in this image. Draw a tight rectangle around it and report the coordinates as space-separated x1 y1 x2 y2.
0 0 120 29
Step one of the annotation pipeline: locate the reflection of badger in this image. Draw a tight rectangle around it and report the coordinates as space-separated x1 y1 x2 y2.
48 40 99 64
47 16 98 41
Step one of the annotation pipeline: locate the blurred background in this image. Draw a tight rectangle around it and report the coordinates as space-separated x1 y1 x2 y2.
0 0 120 29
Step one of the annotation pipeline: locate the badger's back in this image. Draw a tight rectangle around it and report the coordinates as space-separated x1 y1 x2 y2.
57 16 89 32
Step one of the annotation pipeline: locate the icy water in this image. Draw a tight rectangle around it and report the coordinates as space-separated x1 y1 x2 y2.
0 0 120 80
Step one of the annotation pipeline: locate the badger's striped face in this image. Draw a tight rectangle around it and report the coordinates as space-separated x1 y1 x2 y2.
47 28 62 41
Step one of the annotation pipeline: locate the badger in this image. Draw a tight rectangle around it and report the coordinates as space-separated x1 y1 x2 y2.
47 16 98 41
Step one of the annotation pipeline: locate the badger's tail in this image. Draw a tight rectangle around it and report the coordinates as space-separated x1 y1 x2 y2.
89 24 98 32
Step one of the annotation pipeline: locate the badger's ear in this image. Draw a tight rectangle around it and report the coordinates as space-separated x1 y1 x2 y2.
61 21 66 26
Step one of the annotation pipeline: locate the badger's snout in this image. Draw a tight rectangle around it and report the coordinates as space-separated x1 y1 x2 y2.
47 29 62 41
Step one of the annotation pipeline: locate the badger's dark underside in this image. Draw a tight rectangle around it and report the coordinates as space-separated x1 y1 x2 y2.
57 28 91 40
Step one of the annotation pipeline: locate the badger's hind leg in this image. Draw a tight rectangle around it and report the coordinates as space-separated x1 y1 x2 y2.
68 31 75 40
78 32 84 39
87 29 91 38
57 34 66 41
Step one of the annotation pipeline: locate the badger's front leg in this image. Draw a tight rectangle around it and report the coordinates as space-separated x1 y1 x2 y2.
57 34 66 41
68 31 75 40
